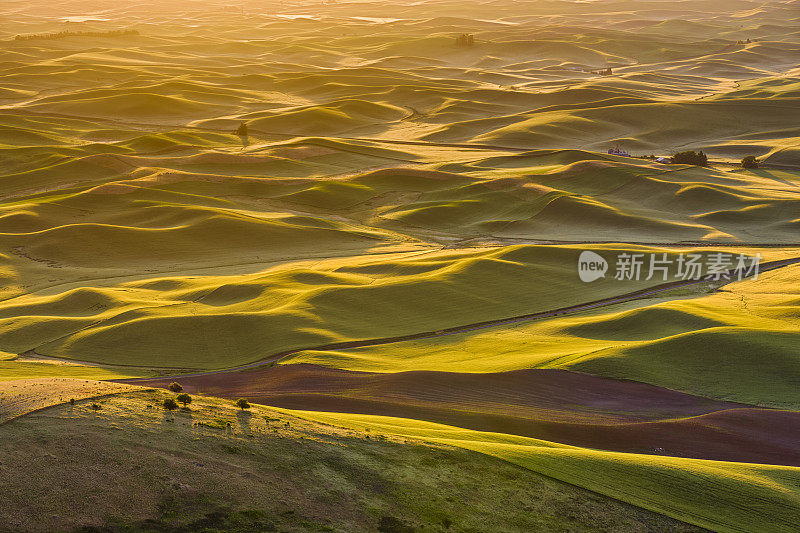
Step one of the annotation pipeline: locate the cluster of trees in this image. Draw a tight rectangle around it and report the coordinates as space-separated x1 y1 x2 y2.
663 151 760 169
741 155 759 168
162 382 250 412
70 381 253 418
455 34 475 47
162 382 191 411
14 29 139 41
672 150 708 166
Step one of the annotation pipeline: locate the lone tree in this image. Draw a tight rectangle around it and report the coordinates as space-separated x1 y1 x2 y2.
235 398 251 410
168 382 183 393
163 398 179 411
672 150 708 166
176 393 192 407
741 155 759 169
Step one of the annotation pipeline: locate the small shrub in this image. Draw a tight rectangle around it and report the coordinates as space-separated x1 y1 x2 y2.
741 155 759 168
69 398 75 405
168 382 183 393
196 419 227 430
163 398 179 411
90 403 101 411
176 393 192 407
235 398 250 410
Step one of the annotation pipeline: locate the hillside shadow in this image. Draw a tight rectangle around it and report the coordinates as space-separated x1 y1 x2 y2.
162 407 194 425
236 410 253 434
741 168 800 188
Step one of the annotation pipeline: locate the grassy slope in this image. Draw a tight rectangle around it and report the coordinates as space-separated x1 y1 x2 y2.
0 377 138 423
293 409 800 533
0 389 701 533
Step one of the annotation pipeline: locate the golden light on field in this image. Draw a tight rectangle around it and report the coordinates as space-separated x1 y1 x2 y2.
2 0 800 530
